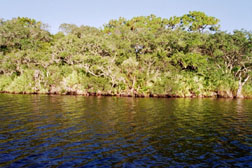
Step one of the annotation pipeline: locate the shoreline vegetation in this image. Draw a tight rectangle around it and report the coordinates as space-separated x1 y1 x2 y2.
0 11 252 99
1 91 252 99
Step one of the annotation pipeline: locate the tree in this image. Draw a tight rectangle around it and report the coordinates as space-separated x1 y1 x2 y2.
181 11 220 32
206 30 252 97
59 23 102 38
0 17 51 53
0 13 251 98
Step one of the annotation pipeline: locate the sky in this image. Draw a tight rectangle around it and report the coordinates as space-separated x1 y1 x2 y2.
1 0 251 34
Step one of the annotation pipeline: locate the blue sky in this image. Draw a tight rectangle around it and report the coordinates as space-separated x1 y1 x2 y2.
1 0 251 33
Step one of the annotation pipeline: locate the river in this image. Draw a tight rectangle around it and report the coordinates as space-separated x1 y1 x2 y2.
0 94 251 167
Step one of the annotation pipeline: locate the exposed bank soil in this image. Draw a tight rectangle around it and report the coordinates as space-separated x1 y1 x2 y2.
1 90 251 99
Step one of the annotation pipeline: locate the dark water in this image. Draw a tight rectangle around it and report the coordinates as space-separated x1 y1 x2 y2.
0 94 251 167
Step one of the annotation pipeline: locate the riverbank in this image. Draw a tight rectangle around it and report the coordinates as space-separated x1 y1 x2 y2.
1 13 251 99
1 90 252 99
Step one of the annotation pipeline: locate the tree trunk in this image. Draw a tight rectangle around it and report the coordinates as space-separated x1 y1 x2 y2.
236 81 244 98
131 76 136 95
236 75 250 98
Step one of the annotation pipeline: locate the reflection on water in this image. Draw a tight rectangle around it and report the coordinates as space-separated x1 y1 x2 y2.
0 94 251 167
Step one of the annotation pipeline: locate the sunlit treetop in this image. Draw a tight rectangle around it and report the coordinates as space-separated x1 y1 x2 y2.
180 11 220 32
103 11 220 34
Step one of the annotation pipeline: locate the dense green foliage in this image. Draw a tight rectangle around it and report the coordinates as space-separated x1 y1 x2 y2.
1 12 252 98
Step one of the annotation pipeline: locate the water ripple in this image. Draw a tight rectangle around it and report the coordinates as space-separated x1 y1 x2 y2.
0 95 251 167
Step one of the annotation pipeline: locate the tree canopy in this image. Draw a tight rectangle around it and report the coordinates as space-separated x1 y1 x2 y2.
0 12 252 98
